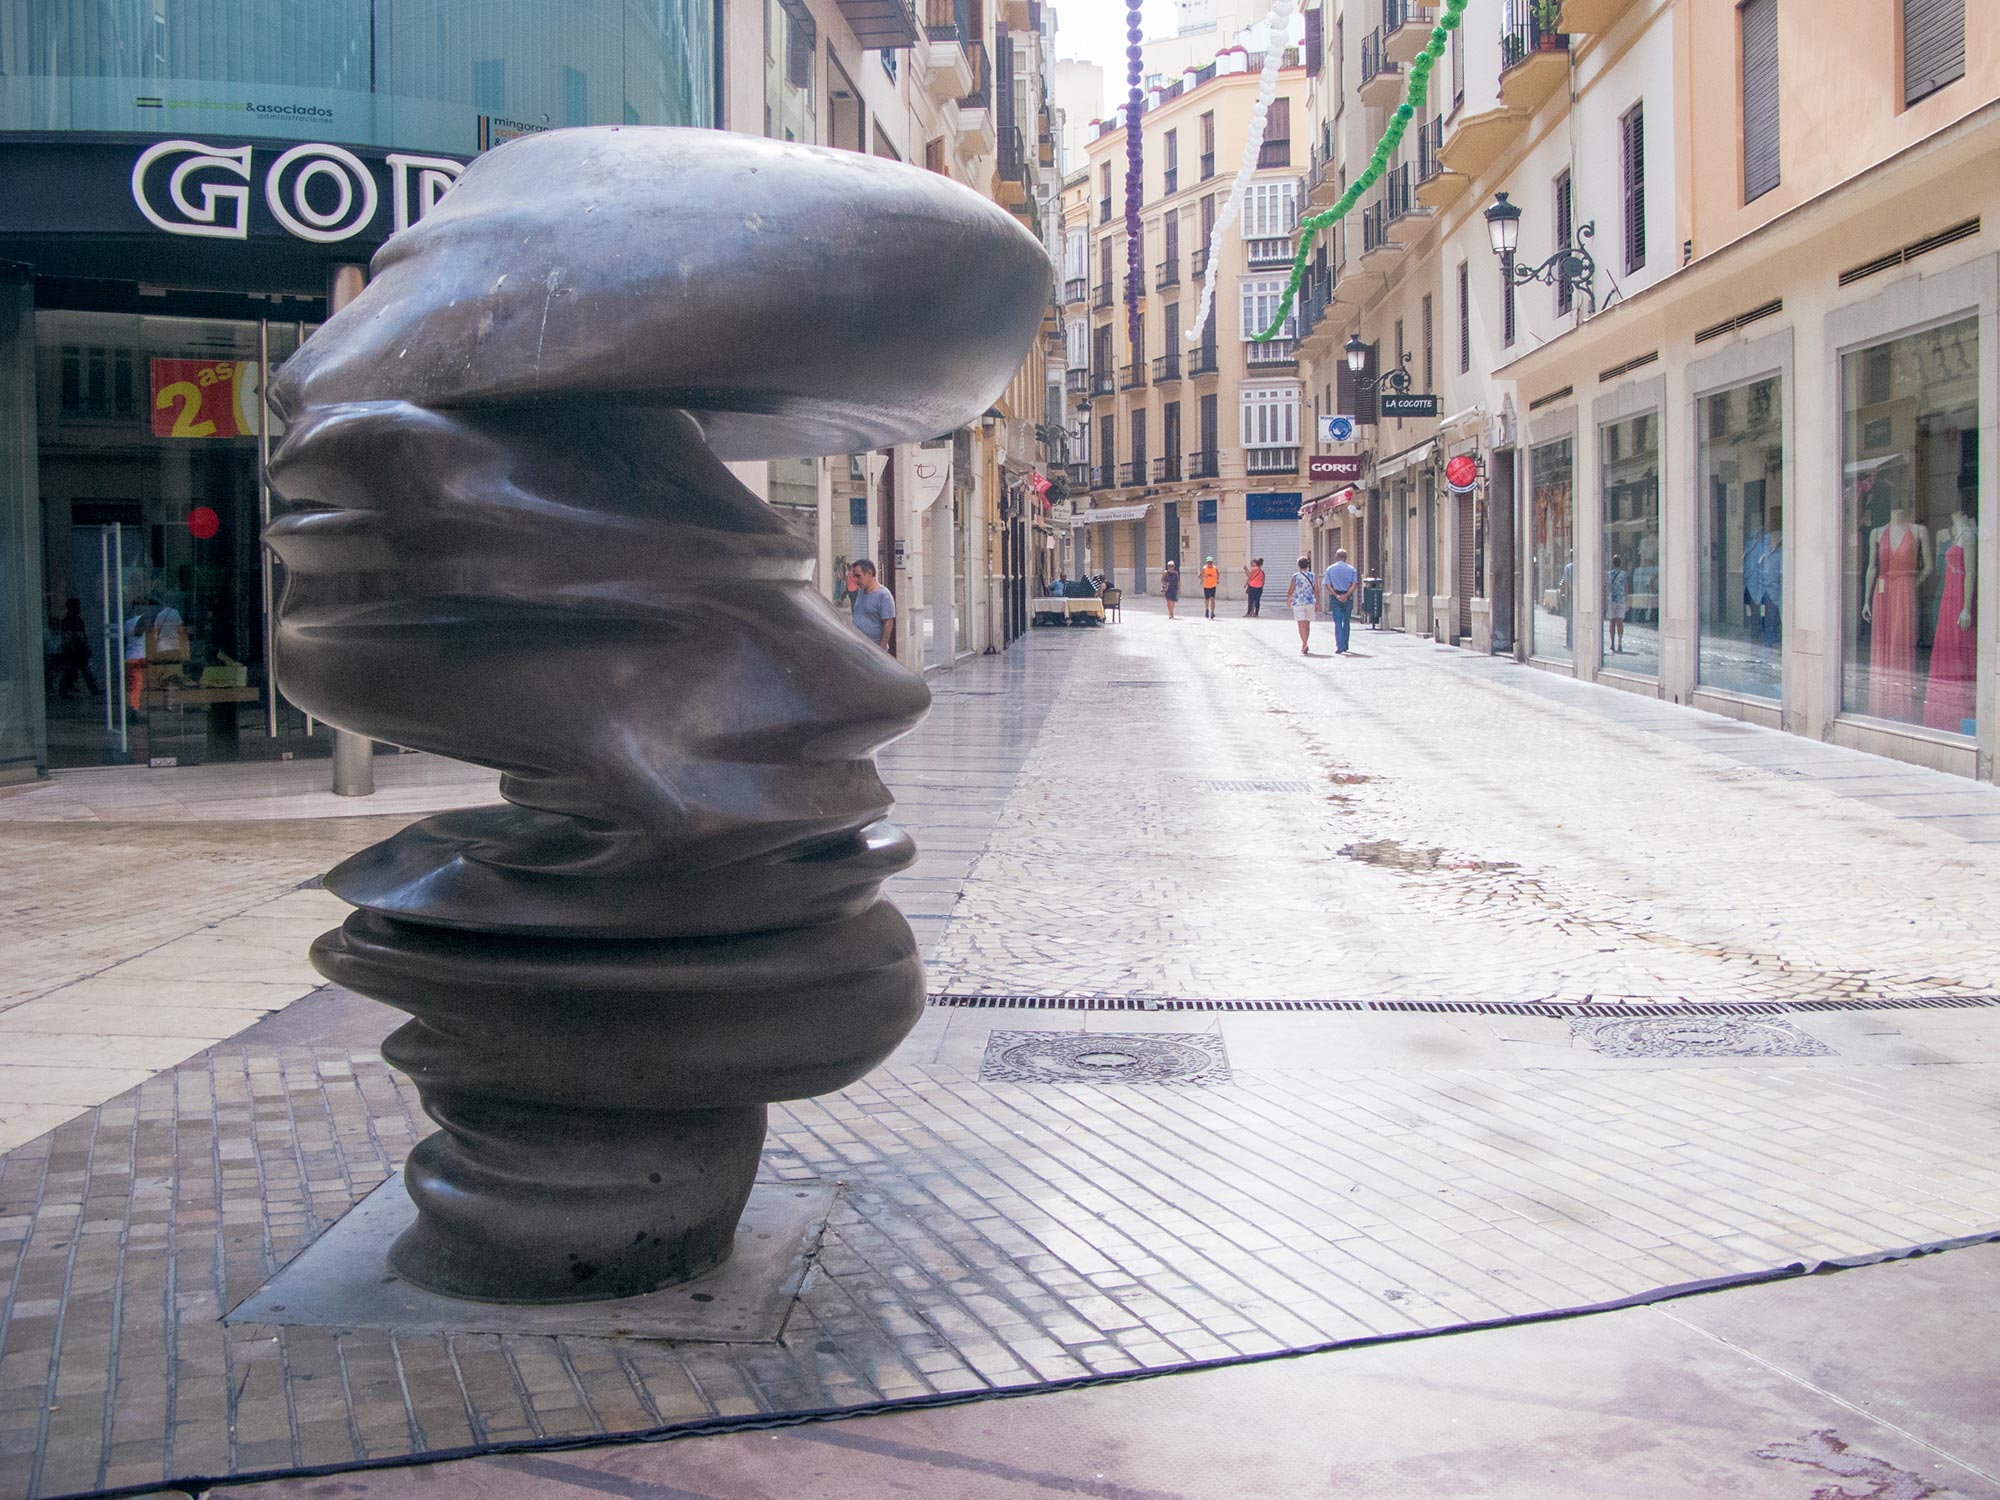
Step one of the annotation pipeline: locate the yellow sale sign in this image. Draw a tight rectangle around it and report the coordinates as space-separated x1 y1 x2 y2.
150 358 262 439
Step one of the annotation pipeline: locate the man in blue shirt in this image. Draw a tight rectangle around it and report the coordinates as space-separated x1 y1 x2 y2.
847 558 897 653
1322 549 1360 655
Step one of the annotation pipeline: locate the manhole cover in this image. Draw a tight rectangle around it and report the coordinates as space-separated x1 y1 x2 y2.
979 1031 1230 1085
1572 1017 1836 1059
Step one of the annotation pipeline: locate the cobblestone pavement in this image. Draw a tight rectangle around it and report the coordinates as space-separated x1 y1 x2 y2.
1 609 1999 1497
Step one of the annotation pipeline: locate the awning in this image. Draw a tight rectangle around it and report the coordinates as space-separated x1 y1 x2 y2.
1376 440 1436 480
1069 504 1152 527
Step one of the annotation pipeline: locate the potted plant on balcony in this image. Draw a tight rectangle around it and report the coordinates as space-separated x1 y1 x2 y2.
1532 0 1566 47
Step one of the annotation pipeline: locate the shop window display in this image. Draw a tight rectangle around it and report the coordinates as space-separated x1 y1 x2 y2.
1697 376 1783 699
1841 317 1979 734
1529 437 1574 663
1599 411 1661 677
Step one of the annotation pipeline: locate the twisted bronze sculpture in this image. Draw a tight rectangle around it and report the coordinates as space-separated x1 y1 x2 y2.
265 128 1050 1303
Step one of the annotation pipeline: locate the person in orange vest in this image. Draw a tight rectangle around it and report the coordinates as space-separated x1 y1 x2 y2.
1200 557 1219 619
1244 557 1266 617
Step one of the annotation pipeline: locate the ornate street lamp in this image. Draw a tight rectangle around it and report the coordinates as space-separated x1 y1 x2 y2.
1484 191 1597 316
1345 333 1415 395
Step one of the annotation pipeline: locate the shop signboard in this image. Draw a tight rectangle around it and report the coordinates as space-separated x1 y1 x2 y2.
1379 393 1441 419
1445 454 1480 492
1318 414 1358 443
149 358 263 438
1308 455 1364 483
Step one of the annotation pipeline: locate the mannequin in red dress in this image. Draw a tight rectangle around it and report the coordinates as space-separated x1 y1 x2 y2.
1924 508 1977 732
1861 507 1931 722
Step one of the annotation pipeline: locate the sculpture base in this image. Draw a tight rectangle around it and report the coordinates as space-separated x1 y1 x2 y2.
390 1094 767 1303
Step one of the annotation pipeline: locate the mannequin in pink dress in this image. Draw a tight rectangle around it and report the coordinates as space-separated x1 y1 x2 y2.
1861 508 1930 722
1924 509 1977 732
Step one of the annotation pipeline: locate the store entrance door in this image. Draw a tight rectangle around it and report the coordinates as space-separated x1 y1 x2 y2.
36 307 325 768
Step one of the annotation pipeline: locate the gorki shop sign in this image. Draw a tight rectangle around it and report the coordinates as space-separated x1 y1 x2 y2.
130 138 465 245
1308 455 1365 483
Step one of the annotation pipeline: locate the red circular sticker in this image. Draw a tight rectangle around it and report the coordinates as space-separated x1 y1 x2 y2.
186 505 221 540
1445 455 1479 490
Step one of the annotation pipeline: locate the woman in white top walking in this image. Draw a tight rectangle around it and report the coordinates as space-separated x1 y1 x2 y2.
1287 555 1317 656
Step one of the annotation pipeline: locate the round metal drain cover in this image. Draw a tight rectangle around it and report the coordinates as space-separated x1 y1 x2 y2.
980 1031 1229 1085
1573 1016 1835 1059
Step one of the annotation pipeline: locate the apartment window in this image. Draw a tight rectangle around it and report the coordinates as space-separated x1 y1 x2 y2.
1621 103 1646 274
1240 385 1302 447
1336 19 1346 107
1100 236 1113 290
1164 128 1178 194
1554 169 1574 315
1239 279 1296 341
1258 98 1291 168
1165 211 1180 267
1394 318 1405 375
1741 0 1780 202
1066 229 1088 281
1305 7 1323 77
1200 193 1216 244
1457 261 1470 373
1132 410 1148 470
1903 0 1964 107
1241 181 1299 238
1451 20 1465 109
1199 393 1218 454
1200 111 1216 177
1066 316 1088 367
1421 293 1434 392
925 137 946 174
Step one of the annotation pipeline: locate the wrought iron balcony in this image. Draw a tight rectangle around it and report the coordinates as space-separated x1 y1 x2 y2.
1065 276 1088 303
1188 343 1221 376
1187 450 1220 479
1156 258 1180 289
1417 116 1445 184
1359 28 1403 106
1152 351 1181 383
1093 463 1118 489
1120 460 1148 486
1191 246 1210 277
1065 368 1088 395
1120 361 1147 391
1093 284 1114 310
1154 454 1183 482
1091 369 1116 396
1246 447 1300 475
1384 162 1416 223
1067 461 1092 489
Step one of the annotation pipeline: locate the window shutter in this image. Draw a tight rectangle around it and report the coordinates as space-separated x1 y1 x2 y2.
1904 0 1965 106
1268 98 1290 142
1422 293 1434 391
1741 0 1780 202
1621 104 1646 274
1554 170 1574 314
1458 261 1471 373
1305 7 1323 77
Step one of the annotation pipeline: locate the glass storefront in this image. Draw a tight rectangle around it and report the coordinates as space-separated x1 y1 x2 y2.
1842 315 1980 734
0 270 38 779
1599 411 1661 677
2 0 716 154
1698 375 1784 699
1529 437 1573 663
30 308 329 769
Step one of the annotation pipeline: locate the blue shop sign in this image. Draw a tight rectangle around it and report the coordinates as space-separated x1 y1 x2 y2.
1245 492 1303 521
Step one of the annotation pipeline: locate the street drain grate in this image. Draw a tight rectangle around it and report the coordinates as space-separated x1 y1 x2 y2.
1573 1016 1837 1059
978 1031 1230 1085
1202 779 1313 793
930 992 2000 1018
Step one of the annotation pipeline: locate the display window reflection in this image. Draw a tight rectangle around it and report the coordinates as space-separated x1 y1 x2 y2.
1841 316 1979 735
1529 437 1574 663
1599 411 1660 677
1697 376 1784 699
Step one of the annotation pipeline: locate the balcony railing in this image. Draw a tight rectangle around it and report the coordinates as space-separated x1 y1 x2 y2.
1093 463 1118 489
1152 351 1181 383
1154 455 1183 482
1064 276 1088 303
1246 236 1294 268
1065 368 1088 395
1156 258 1180 289
1383 0 1432 42
1416 115 1445 183
1200 150 1216 179
1067 461 1092 489
1120 361 1147 391
1188 343 1220 376
1246 447 1301 475
1093 284 1113 309
999 125 1028 184
1360 29 1394 89
1191 246 1210 277
961 38 990 107
1121 460 1148 486
1299 283 1332 337
1502 0 1568 69
1091 369 1116 395
925 0 969 39
1384 162 1416 223
1362 200 1388 253
1246 338 1298 367
1163 166 1179 195
1187 450 1220 479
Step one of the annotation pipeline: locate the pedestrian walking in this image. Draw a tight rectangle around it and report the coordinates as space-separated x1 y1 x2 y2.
846 558 897 653
1323 549 1359 655
1244 558 1266 617
1288 555 1317 655
1162 559 1181 619
1200 557 1219 619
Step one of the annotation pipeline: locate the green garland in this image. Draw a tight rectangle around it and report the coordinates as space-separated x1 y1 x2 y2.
1253 0 1467 341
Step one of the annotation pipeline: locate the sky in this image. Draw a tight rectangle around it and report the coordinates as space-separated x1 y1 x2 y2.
1053 0 1183 115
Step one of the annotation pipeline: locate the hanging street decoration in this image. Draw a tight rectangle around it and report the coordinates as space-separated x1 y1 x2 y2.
1253 0 1467 341
1125 0 1146 346
1186 0 1296 343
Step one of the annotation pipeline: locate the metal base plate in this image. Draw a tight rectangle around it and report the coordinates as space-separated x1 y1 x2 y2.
226 1172 835 1343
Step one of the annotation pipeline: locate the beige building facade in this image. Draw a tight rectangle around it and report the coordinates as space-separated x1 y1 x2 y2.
1069 51 1313 602
1296 0 1998 780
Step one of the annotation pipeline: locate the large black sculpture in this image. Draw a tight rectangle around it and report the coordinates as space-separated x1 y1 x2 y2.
265 128 1050 1303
